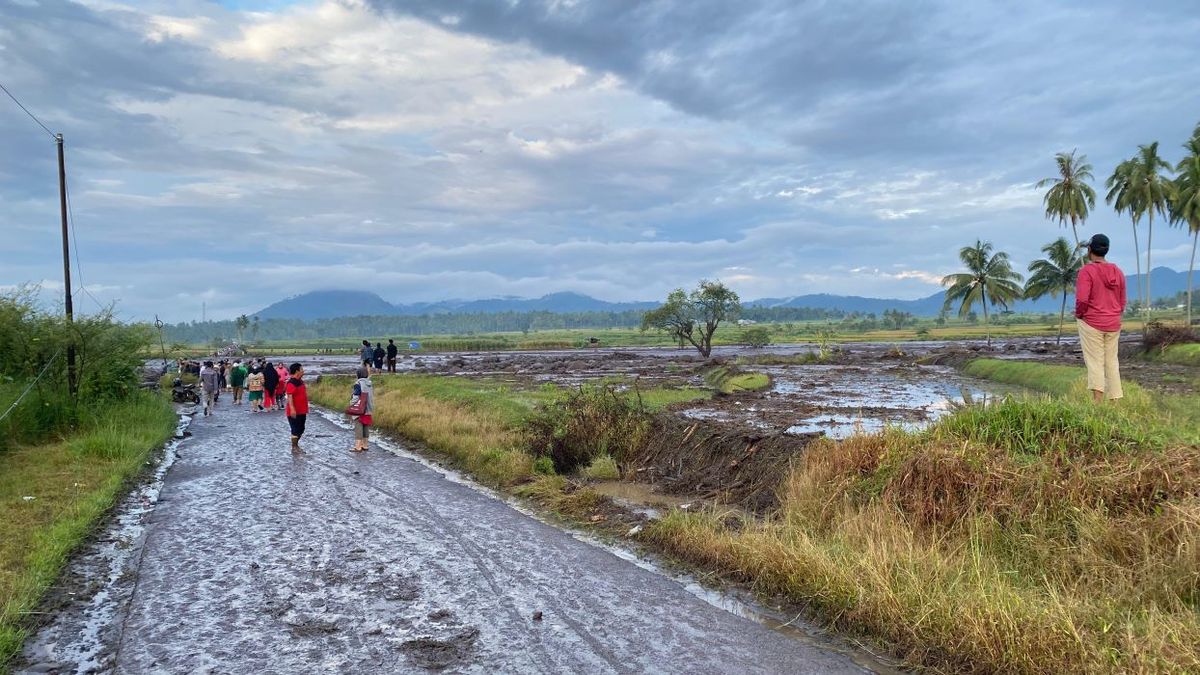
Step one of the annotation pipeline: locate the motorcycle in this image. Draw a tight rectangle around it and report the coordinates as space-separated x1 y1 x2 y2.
171 378 201 405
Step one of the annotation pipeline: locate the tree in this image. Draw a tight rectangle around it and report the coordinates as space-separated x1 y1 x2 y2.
1023 237 1083 344
1036 149 1096 246
1170 125 1200 327
252 315 260 342
641 280 741 358
941 240 1024 346
235 314 249 343
1106 142 1174 318
882 308 914 330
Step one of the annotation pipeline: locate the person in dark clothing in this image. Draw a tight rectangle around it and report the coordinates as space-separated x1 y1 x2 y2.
373 343 385 370
261 360 280 411
386 339 398 373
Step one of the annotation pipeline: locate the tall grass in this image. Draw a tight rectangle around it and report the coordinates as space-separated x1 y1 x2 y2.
645 365 1200 673
0 392 177 668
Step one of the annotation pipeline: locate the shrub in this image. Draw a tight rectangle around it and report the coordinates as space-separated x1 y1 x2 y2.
525 384 651 474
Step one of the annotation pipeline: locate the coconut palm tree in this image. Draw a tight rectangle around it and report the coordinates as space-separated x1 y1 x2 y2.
941 240 1024 346
1024 237 1084 344
1106 142 1174 316
235 314 250 343
1036 150 1096 246
1170 127 1200 327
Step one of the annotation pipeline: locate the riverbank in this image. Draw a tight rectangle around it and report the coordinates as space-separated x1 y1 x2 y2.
311 354 1199 673
0 393 177 669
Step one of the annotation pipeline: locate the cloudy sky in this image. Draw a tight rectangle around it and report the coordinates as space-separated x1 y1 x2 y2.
2 0 1198 322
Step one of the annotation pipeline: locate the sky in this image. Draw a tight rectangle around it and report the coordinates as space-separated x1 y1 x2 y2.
1 0 1198 323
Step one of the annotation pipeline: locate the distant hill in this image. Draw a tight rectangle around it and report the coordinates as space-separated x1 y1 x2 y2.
256 290 397 320
253 268 1194 320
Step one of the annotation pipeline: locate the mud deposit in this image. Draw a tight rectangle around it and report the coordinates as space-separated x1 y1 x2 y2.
18 395 877 674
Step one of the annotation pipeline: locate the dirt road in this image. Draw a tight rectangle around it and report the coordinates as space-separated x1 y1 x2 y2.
20 395 878 674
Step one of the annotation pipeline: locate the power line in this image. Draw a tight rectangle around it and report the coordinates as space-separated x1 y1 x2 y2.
64 179 107 312
0 80 56 140
0 349 63 427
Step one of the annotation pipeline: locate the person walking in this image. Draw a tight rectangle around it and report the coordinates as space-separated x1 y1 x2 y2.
215 361 226 402
199 360 219 416
285 363 309 453
348 366 374 452
386 339 398 373
373 342 385 371
359 340 374 369
274 362 288 410
247 366 265 412
261 360 280 411
1075 233 1127 402
230 360 248 405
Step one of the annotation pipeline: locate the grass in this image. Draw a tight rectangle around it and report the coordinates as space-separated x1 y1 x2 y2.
0 393 177 668
643 360 1200 673
1153 343 1200 367
702 365 772 394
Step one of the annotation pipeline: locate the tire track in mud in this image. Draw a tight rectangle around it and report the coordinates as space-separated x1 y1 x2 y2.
304 453 627 673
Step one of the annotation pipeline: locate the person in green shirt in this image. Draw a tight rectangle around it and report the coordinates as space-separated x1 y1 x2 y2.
229 360 249 405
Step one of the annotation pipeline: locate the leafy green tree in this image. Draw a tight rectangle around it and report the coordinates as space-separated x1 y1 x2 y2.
1036 150 1096 246
1170 126 1200 327
252 315 260 342
1023 237 1084 344
941 240 1024 346
641 280 741 357
1106 142 1174 317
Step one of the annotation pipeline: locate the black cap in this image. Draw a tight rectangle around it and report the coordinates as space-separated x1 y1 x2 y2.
1082 233 1110 256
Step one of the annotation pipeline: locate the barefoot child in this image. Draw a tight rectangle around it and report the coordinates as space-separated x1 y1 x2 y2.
285 363 308 452
349 366 374 452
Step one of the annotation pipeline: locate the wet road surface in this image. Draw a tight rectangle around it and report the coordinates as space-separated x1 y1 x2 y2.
25 394 875 674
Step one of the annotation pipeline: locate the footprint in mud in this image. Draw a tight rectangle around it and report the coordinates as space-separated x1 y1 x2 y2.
399 626 480 670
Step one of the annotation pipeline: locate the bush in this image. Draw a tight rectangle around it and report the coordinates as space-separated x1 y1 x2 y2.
742 327 770 348
1142 320 1198 353
525 384 651 474
580 454 620 480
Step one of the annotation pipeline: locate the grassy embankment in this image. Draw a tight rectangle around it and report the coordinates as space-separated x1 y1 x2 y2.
647 359 1200 674
314 358 1200 673
0 393 177 667
702 364 772 394
1150 343 1200 367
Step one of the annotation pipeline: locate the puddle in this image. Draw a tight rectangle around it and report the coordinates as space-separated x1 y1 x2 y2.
590 481 695 519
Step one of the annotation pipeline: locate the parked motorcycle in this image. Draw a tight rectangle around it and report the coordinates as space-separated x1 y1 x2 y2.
171 378 200 405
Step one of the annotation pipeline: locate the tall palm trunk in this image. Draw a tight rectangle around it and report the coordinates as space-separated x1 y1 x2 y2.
1145 212 1154 318
1057 293 1067 345
1188 230 1198 328
1070 215 1080 248
982 287 990 347
1131 220 1143 322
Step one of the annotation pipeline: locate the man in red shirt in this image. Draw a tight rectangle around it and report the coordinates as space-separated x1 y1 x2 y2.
1075 234 1126 402
285 363 309 452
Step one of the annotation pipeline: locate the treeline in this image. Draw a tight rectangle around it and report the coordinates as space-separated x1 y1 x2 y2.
163 306 850 343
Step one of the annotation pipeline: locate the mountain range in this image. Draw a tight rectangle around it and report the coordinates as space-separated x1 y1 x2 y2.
254 268 1195 320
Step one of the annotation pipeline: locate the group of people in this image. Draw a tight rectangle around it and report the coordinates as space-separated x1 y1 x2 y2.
192 358 311 452
360 339 399 373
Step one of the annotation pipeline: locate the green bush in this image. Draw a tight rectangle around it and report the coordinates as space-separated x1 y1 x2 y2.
525 384 651 474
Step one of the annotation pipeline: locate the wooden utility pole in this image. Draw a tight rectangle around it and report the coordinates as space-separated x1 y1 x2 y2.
56 133 77 396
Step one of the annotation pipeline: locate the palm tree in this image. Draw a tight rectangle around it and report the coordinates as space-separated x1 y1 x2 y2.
941 240 1024 346
1036 150 1096 246
1170 126 1200 327
1106 142 1174 317
235 314 250 343
1024 237 1084 344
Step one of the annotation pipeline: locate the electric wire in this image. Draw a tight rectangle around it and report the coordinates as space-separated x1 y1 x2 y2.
0 80 56 140
0 349 63 426
64 179 107 312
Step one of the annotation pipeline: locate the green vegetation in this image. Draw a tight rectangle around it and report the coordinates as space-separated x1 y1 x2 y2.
580 454 620 481
1023 237 1083 344
1107 141 1174 317
645 360 1200 674
1 290 179 668
1170 125 1200 327
941 240 1025 346
702 365 771 394
1037 149 1097 246
641 280 741 357
1154 343 1200 367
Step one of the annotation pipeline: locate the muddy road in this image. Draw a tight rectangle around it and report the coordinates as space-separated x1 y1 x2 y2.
19 397 882 674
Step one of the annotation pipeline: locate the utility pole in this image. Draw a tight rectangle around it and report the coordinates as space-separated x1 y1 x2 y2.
56 133 77 397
